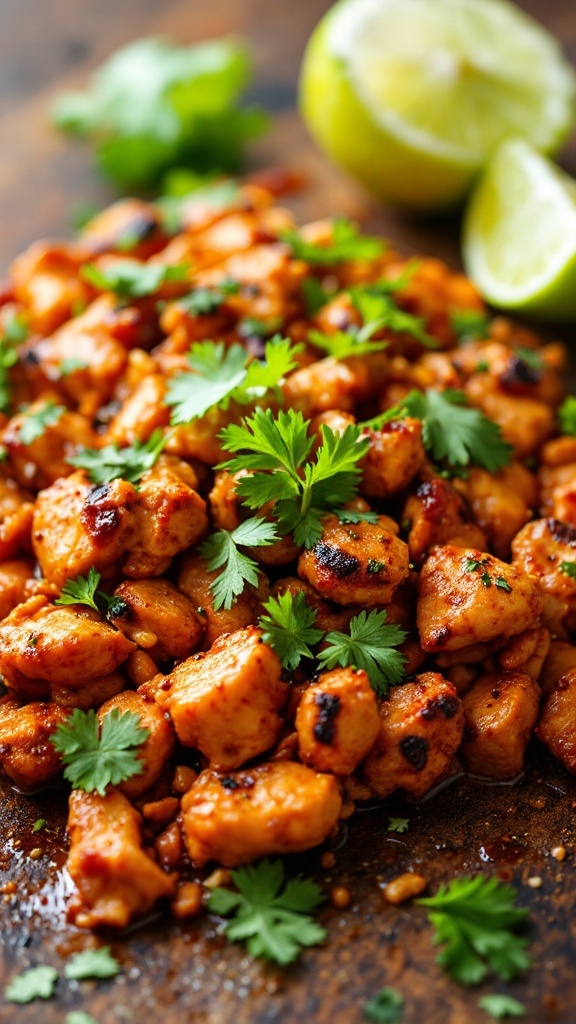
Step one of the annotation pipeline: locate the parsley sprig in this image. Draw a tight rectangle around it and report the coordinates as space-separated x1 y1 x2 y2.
166 337 300 424
177 279 240 315
64 947 121 981
50 708 150 796
219 407 370 548
280 217 385 266
478 995 525 1020
200 517 278 610
364 987 404 1023
208 858 325 965
450 309 491 342
81 259 188 299
55 567 128 618
0 335 18 413
559 560 576 579
558 395 576 436
417 875 530 986
68 428 167 485
17 400 66 445
259 591 324 671
4 965 58 1004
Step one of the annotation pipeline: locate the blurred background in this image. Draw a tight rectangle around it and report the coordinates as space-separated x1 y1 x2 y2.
0 0 574 270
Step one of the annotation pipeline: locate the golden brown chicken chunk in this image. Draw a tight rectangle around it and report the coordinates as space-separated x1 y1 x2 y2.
298 515 410 607
0 559 35 620
539 641 576 699
51 670 126 711
417 546 542 653
156 627 287 771
362 673 464 798
537 669 576 774
0 478 34 562
97 691 175 800
282 353 389 417
108 578 204 663
403 475 486 567
0 595 135 691
511 518 576 634
181 761 342 867
295 667 380 776
452 462 536 559
10 240 91 335
459 672 540 780
0 697 67 790
177 552 269 647
66 787 175 929
2 399 97 491
360 418 425 499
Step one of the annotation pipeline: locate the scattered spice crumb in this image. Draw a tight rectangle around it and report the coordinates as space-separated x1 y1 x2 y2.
383 872 428 905
330 886 351 909
551 846 566 861
321 852 336 869
526 876 542 888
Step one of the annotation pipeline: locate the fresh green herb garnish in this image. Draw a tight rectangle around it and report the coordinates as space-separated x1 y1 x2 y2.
208 857 325 965
318 609 407 695
52 37 268 190
200 518 278 611
68 428 167 485
0 336 18 413
401 389 512 473
17 400 66 446
364 987 404 1023
450 309 490 342
166 337 299 424
280 217 385 266
417 875 530 985
513 346 544 372
64 946 121 980
3 312 29 345
301 277 337 316
559 560 576 579
32 818 46 833
219 407 370 549
4 965 58 1004
157 178 241 234
351 283 436 348
58 357 88 377
258 591 324 671
464 559 512 592
80 259 188 300
387 817 410 834
238 315 283 339
177 279 240 315
66 1013 99 1024
477 994 525 1020
50 708 149 797
55 567 117 615
558 395 576 437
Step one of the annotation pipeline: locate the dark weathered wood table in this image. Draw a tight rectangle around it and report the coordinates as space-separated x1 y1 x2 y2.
1 2 576 1022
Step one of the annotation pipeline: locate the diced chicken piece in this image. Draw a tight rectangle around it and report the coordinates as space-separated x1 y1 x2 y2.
360 418 425 499
80 198 166 259
459 672 540 780
165 403 249 468
66 787 175 928
452 462 536 558
0 559 35 620
51 671 126 710
511 518 576 634
295 668 380 775
10 240 92 335
108 579 204 663
177 552 269 647
362 673 464 798
537 669 576 773
103 374 169 447
282 353 389 418
497 627 550 683
298 514 409 607
464 375 554 458
403 475 486 567
540 641 576 698
0 478 34 562
2 399 98 491
156 627 286 771
0 697 67 790
0 595 135 689
97 691 175 799
417 546 542 653
538 436 576 523
181 761 342 867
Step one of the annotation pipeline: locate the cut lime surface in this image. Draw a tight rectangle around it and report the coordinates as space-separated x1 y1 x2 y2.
463 139 576 321
299 0 576 211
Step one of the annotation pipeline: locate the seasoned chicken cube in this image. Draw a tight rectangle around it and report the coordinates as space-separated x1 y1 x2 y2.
298 514 409 607
0 595 135 690
537 669 576 773
403 475 486 567
0 478 34 562
540 641 576 698
459 672 540 780
156 627 287 771
295 668 380 776
181 761 342 867
0 559 35 620
362 673 464 798
10 240 91 335
452 462 536 558
97 691 175 799
51 670 126 710
511 518 576 634
497 626 550 683
103 373 169 447
282 353 389 417
177 552 269 647
66 788 175 929
464 375 554 458
417 546 542 653
0 697 68 790
2 399 97 491
108 579 205 663
360 418 425 499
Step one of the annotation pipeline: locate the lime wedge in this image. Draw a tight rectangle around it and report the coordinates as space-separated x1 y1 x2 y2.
299 0 576 211
463 139 576 321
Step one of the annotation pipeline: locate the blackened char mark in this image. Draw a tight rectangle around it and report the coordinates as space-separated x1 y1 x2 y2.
314 543 359 579
81 483 121 544
400 734 429 772
420 694 460 721
313 692 341 745
548 518 576 548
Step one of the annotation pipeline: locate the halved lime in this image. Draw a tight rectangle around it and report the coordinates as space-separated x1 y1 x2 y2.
463 139 576 321
299 0 576 211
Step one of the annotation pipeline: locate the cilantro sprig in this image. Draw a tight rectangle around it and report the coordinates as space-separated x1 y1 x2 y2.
258 591 324 672
559 560 576 579
558 395 576 436
364 987 404 1023
4 965 58 1004
0 335 18 414
200 517 278 610
17 400 66 446
166 337 300 424
280 217 385 266
81 259 188 300
450 309 491 342
50 708 150 796
219 407 370 549
177 279 240 315
64 947 121 981
417 875 530 986
208 858 325 965
478 995 525 1020
68 428 167 485
55 567 128 619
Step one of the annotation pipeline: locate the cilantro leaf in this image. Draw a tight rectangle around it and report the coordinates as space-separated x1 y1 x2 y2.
417 875 531 986
350 284 437 349
32 818 46 833
364 987 404 1023
55 567 102 612
513 347 544 373
402 389 512 473
52 38 268 189
318 609 407 695
208 858 325 965
50 708 150 796
450 309 491 342
559 561 576 579
301 277 336 316
64 946 121 980
258 591 324 671
478 995 525 1020
81 259 188 300
177 279 239 315
0 335 18 413
308 328 387 360
68 428 167 485
200 517 278 610
387 817 409 834
280 217 385 266
66 1014 99 1024
167 337 299 424
58 357 88 377
17 400 66 446
558 395 576 436
4 965 58 1004
3 312 29 345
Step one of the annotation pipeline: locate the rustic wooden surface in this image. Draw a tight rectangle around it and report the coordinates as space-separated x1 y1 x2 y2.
1 2 576 1023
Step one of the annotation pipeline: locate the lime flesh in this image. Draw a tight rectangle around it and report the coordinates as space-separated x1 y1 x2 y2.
299 0 576 211
463 139 576 321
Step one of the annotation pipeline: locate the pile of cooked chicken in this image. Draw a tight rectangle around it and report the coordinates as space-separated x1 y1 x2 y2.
0 176 575 931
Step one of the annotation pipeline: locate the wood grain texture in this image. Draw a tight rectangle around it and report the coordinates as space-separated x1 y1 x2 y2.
0 2 576 1022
